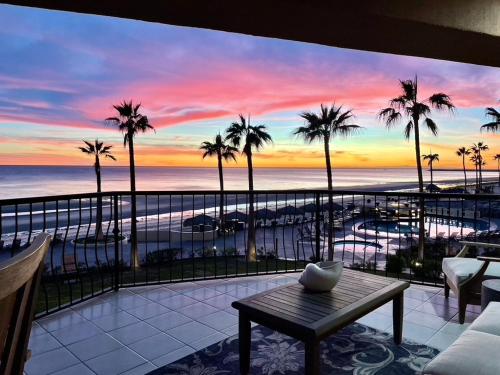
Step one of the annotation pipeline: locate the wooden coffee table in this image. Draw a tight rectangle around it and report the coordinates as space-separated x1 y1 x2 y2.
231 269 409 375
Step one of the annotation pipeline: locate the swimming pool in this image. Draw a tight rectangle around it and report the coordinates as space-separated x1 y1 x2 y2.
333 240 383 252
357 220 416 234
358 217 490 234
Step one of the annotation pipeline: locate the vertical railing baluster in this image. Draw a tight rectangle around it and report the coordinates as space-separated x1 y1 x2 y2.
314 192 321 262
113 194 120 292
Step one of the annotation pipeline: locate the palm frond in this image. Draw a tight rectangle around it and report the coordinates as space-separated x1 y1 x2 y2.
428 93 455 112
378 108 402 128
404 121 413 140
481 122 499 133
423 118 438 136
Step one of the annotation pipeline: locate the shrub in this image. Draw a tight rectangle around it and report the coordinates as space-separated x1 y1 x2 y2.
386 255 406 274
145 249 180 265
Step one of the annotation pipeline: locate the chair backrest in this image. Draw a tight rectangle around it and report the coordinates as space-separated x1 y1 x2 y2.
0 233 51 375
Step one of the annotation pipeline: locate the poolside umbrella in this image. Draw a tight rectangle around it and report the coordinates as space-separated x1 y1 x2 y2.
300 203 318 213
426 183 442 192
255 208 277 220
321 202 344 211
183 214 216 227
276 205 304 216
223 211 248 223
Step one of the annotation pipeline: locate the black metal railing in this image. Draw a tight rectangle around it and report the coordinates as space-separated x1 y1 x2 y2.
1 189 499 317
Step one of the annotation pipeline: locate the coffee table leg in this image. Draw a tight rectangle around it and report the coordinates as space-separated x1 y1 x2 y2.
239 313 251 374
393 291 404 345
305 340 320 375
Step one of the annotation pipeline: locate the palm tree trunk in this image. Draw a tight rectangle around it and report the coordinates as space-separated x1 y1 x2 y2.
478 153 483 189
497 159 500 185
95 156 104 241
430 162 433 185
128 134 140 268
475 163 479 190
217 153 225 230
413 118 426 261
462 156 467 191
324 138 334 261
246 151 257 262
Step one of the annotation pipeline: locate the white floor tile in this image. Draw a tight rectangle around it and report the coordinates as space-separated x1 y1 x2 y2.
85 347 146 375
128 333 184 361
25 348 80 375
67 333 123 361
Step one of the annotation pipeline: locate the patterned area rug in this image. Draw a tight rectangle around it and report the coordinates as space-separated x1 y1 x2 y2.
148 323 439 374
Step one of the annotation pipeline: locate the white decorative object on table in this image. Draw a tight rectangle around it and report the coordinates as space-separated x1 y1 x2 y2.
299 261 343 292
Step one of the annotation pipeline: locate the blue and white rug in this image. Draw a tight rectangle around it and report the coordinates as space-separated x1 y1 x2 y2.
148 323 439 374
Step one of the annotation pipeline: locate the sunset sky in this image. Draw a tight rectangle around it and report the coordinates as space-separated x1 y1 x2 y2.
0 4 498 169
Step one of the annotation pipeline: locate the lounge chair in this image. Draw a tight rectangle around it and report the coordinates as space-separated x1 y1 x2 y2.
443 241 500 323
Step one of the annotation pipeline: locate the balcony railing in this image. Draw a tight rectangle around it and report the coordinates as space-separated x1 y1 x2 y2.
0 189 499 317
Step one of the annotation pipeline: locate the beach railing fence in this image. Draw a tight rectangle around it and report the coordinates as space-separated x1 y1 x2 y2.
0 189 499 317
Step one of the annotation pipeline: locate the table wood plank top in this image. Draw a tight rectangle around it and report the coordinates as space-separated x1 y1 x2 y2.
232 269 408 340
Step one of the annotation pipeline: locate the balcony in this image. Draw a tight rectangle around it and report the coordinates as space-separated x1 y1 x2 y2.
2 189 499 374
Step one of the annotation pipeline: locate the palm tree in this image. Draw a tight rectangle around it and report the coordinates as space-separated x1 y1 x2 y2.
481 107 500 133
106 101 154 267
78 140 116 240
471 142 489 189
200 134 238 227
294 104 361 261
470 153 480 189
456 147 471 191
494 154 500 185
379 76 454 259
225 115 272 261
422 152 439 185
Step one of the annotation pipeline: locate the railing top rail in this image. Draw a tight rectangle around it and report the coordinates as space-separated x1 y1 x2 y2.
0 189 498 205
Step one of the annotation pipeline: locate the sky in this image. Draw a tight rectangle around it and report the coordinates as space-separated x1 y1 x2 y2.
0 4 498 169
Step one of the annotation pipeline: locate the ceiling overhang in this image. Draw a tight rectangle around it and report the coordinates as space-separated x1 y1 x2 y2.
2 0 500 67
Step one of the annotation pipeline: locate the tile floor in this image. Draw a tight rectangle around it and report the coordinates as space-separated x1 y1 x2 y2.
26 273 478 375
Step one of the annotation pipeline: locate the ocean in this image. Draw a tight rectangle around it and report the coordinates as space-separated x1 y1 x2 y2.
0 165 496 199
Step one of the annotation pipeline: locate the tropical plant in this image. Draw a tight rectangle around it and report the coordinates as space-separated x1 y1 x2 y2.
200 134 238 227
294 103 361 260
471 142 489 189
378 76 454 259
494 154 500 185
456 147 471 191
422 152 439 186
106 101 154 267
78 139 116 240
225 115 272 261
481 107 500 133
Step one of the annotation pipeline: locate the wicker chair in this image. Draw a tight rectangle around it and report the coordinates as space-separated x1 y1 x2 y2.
443 240 500 324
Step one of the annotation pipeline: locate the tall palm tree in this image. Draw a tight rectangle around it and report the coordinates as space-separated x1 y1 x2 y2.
379 76 454 259
294 104 361 261
78 140 116 240
494 154 500 185
225 115 272 261
471 142 489 189
422 152 439 185
456 147 471 191
106 101 154 267
200 134 238 227
481 107 500 133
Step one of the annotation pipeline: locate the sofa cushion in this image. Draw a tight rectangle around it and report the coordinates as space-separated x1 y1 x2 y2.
468 302 500 336
442 257 500 288
424 330 500 375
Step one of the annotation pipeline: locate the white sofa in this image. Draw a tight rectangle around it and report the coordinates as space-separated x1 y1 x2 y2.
424 302 500 375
